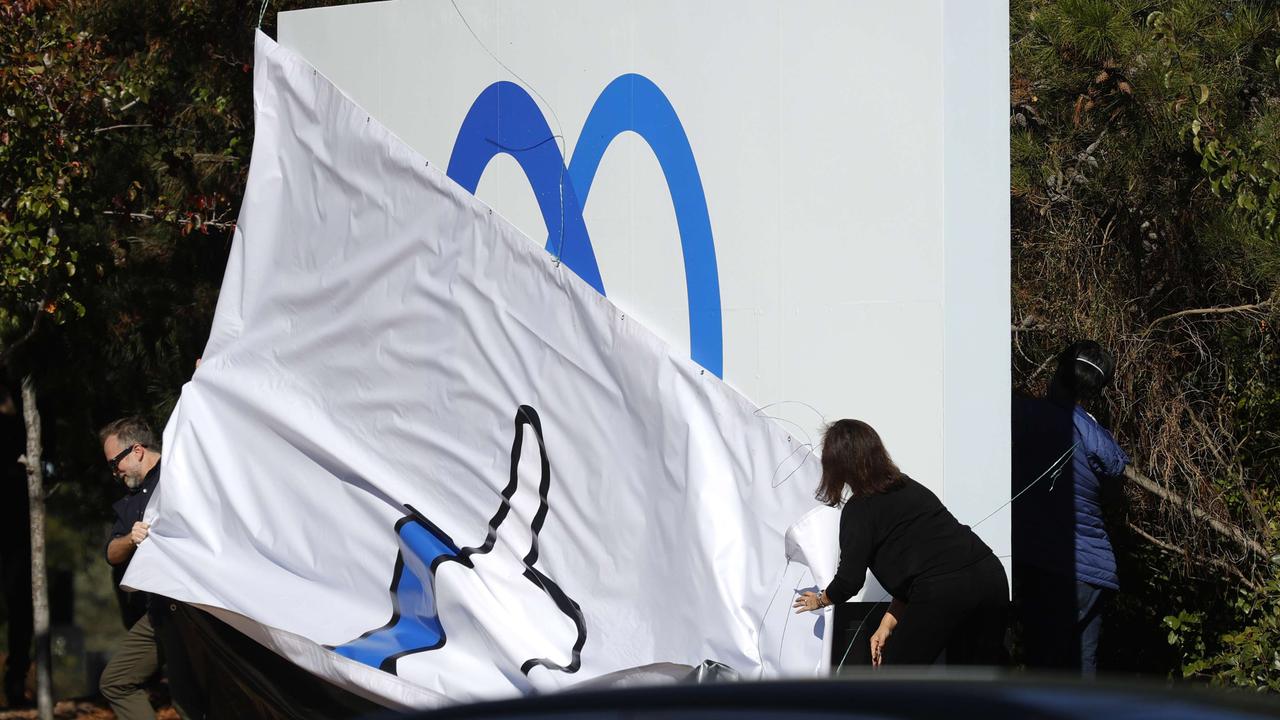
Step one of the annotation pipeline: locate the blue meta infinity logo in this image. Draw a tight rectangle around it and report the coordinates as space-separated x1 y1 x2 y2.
445 74 723 378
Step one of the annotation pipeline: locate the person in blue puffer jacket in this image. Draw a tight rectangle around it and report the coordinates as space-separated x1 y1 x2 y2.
1012 340 1129 677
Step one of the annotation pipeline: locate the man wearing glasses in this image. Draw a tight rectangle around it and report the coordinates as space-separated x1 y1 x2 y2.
97 417 201 719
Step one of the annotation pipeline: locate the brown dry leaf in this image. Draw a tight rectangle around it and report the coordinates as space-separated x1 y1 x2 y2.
1073 94 1089 127
1011 74 1034 105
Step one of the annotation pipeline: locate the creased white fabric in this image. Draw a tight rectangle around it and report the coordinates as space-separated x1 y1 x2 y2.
123 31 832 709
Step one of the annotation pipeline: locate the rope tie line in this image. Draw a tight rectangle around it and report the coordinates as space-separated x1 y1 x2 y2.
449 0 568 265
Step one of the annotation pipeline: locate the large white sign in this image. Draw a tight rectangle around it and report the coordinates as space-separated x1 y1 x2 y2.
278 0 1012 567
125 32 833 710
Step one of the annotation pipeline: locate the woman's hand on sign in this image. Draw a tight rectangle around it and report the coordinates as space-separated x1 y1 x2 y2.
792 590 825 613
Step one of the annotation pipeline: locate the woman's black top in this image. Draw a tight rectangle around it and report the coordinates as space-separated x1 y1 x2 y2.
823 475 993 604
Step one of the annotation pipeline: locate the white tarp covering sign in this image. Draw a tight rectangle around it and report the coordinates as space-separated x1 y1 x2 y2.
275 0 1013 570
122 31 832 710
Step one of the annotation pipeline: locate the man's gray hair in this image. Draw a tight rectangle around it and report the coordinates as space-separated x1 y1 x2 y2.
99 416 158 450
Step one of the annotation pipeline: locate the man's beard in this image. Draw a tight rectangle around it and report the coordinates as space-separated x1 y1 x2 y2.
122 473 144 490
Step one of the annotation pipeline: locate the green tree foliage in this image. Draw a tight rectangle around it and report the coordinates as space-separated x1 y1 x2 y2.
2 0 352 507
1013 0 1280 687
0 0 348 682
2 0 254 530
4 0 1278 693
1 0 124 356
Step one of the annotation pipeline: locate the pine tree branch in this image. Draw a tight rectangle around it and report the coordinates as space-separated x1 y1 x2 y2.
1123 466 1270 559
1125 521 1259 591
1146 300 1274 330
101 210 235 230
92 123 151 134
101 211 158 222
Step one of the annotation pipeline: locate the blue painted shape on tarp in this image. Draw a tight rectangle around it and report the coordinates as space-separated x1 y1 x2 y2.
331 512 461 672
330 406 587 677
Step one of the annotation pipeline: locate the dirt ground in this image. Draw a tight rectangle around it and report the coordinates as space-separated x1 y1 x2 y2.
0 698 178 720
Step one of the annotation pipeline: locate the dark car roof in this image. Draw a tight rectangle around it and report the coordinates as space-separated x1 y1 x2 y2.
396 675 1280 720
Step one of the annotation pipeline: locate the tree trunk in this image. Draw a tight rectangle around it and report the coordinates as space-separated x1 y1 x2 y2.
21 375 52 720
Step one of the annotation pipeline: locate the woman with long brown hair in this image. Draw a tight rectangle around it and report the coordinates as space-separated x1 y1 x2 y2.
793 419 1008 666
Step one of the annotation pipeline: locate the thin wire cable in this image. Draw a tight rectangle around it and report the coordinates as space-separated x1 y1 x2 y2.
486 135 565 154
774 567 811 672
970 442 1077 530
754 556 795 679
450 0 568 265
754 400 828 488
836 601 885 672
257 0 270 29
753 412 814 449
754 400 829 427
770 442 817 489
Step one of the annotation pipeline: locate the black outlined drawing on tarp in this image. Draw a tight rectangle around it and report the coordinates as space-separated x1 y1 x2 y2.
331 405 586 676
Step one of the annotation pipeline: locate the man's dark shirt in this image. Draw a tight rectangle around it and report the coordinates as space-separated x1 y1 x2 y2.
107 461 160 626
106 460 161 569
